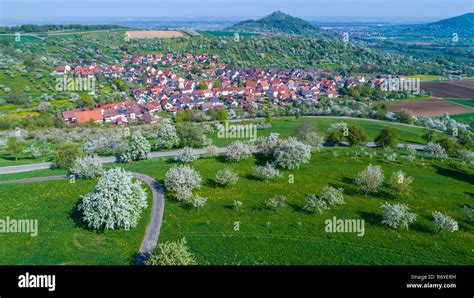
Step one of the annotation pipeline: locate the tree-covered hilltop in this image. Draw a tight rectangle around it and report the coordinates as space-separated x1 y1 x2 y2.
228 11 323 35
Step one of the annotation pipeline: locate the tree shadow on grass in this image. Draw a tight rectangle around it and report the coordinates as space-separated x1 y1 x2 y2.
68 200 104 233
433 165 474 185
215 155 229 164
253 152 274 166
205 178 221 188
289 202 314 216
358 211 384 227
411 222 433 235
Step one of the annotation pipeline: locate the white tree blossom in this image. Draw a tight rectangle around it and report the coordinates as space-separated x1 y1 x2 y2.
174 146 198 163
321 185 345 207
265 195 288 211
165 165 202 201
121 131 151 162
215 168 239 187
70 155 104 178
381 202 417 229
303 194 328 213
355 164 384 195
433 211 459 232
79 168 148 230
226 141 252 162
156 123 179 149
145 238 197 265
253 163 281 182
274 137 312 169
425 142 448 159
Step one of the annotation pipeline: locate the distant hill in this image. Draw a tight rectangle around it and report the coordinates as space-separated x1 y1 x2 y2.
228 11 322 35
430 13 474 32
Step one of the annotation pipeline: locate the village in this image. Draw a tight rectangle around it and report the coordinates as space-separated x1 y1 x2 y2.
56 52 404 125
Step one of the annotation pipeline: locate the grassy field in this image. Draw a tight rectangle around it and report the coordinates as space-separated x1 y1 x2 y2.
0 179 152 265
0 144 472 265
450 113 474 123
0 117 445 167
119 148 473 265
207 117 445 147
446 98 474 108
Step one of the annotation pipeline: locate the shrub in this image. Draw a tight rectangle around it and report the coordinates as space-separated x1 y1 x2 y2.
458 150 474 164
253 163 281 182
347 125 368 146
232 200 243 212
326 122 347 145
53 143 83 169
433 211 459 233
265 195 288 212
395 109 413 124
70 155 104 178
295 120 324 150
156 123 179 149
165 165 202 201
389 171 413 198
79 168 147 230
381 202 417 229
187 196 207 209
422 129 435 143
321 186 345 207
145 238 197 265
436 138 463 157
121 131 150 163
215 168 239 187
174 147 198 163
176 123 204 148
274 137 312 169
464 206 474 224
5 137 25 161
256 133 280 156
303 194 328 213
375 127 398 148
22 144 43 158
226 141 252 162
355 164 384 195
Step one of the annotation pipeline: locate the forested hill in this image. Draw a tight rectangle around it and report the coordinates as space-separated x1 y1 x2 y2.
228 11 323 35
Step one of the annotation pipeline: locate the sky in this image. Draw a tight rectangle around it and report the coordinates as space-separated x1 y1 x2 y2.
0 0 473 23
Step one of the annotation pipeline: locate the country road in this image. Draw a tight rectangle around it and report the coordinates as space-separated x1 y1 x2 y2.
0 172 164 265
0 143 426 175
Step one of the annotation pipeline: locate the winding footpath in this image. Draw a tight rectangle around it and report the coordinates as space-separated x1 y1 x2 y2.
0 173 165 265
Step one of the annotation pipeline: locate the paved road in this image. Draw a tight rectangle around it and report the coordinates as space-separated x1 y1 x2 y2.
0 172 164 265
0 142 426 175
0 148 228 175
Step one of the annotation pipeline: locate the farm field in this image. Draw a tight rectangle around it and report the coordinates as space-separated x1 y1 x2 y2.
446 98 474 108
1 146 471 265
450 112 474 123
119 150 473 264
421 80 474 99
0 179 152 265
387 98 474 117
